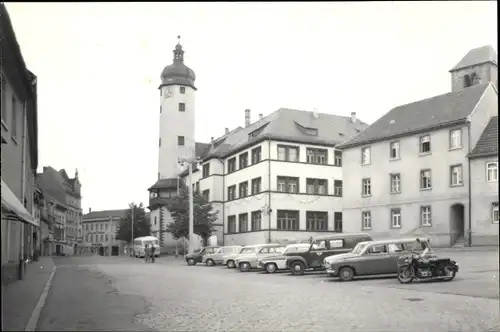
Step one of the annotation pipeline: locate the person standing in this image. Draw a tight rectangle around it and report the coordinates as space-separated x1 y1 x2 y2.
150 245 156 263
144 244 150 263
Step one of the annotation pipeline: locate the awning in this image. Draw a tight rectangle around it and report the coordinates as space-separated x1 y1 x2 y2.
1 178 38 227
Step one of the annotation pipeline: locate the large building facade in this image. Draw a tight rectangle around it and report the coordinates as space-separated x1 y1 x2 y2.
338 45 498 247
1 3 40 284
82 209 127 255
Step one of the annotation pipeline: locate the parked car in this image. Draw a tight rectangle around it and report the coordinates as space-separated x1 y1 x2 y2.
285 233 372 276
224 245 263 269
185 246 220 266
235 244 286 272
323 237 432 281
257 243 312 273
202 245 242 266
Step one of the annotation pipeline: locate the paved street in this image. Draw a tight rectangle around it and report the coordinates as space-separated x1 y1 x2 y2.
37 250 499 332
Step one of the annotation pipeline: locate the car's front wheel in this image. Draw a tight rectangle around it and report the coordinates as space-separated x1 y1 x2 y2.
206 259 215 266
338 266 355 281
239 262 251 272
187 258 196 266
290 261 305 276
265 263 277 273
227 260 235 269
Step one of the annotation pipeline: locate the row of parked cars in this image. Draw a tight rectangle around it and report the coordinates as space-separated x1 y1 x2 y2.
184 233 459 282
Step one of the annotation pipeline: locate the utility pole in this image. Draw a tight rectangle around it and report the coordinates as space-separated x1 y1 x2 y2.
108 216 112 256
188 163 194 255
130 205 134 257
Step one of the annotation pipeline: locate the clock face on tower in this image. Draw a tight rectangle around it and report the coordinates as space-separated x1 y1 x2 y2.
164 87 173 99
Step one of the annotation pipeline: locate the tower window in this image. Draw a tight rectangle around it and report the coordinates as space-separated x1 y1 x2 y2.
180 87 186 94
159 138 161 147
178 136 185 146
178 103 186 112
160 106 162 114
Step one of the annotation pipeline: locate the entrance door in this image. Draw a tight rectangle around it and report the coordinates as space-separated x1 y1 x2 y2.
450 204 465 245
56 244 61 255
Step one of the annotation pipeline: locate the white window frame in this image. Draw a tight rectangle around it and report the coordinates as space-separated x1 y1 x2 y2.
362 211 372 230
420 170 432 189
391 209 401 228
486 162 498 182
361 147 371 165
419 135 431 154
450 165 463 186
362 178 371 196
390 173 401 193
420 206 432 226
492 203 499 224
449 129 462 149
389 141 400 159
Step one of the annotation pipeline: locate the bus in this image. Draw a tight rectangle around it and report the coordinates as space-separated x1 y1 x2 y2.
133 236 160 258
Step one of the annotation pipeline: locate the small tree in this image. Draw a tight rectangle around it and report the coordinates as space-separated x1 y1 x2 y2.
115 202 151 243
166 185 218 245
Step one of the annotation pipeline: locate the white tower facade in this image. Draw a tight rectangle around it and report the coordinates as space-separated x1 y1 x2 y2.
158 36 197 180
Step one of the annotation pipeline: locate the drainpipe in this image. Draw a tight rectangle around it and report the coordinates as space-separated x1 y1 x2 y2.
19 101 28 279
217 158 225 246
267 139 272 243
466 119 472 247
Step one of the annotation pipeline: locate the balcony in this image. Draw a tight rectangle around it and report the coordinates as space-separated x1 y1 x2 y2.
148 197 171 209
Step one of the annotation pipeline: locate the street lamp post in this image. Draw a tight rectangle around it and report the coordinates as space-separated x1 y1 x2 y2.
178 157 200 255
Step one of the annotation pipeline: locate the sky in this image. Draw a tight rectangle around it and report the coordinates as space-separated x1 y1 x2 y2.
5 1 497 213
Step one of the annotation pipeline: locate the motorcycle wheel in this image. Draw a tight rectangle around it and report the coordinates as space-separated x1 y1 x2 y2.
397 266 414 284
442 265 456 281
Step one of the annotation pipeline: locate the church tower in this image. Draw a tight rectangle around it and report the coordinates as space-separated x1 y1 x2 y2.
449 45 497 92
158 36 197 181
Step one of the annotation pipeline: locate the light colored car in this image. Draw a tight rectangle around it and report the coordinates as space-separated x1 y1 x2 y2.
323 237 432 281
224 245 263 269
257 243 311 273
202 245 242 266
235 244 286 272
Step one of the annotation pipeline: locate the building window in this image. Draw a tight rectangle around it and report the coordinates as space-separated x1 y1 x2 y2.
306 178 328 195
420 169 432 190
449 129 462 149
11 96 18 138
177 136 185 146
334 180 342 197
361 147 371 165
334 150 342 166
306 148 327 165
227 157 236 173
154 216 157 226
202 190 210 201
390 173 401 194
362 178 371 196
419 135 431 154
277 210 299 231
389 141 400 159
1 74 6 122
277 145 299 162
227 185 236 201
160 106 162 114
487 162 498 182
251 177 261 195
251 146 261 164
202 164 210 178
228 215 236 233
238 213 248 232
306 211 328 231
362 211 371 230
391 208 401 228
450 165 463 186
251 211 262 231
180 86 186 94
492 203 499 224
239 152 249 169
239 181 248 198
159 138 161 147
277 176 299 193
178 103 186 112
334 212 343 232
420 206 432 226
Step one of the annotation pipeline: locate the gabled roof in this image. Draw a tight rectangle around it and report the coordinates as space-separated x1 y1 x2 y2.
83 209 128 220
449 45 498 72
338 83 491 150
469 116 498 159
202 108 369 160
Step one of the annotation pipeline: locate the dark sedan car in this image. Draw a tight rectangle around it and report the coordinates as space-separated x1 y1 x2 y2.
185 246 220 266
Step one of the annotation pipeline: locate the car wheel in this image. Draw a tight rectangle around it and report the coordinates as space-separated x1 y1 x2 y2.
290 261 305 276
240 262 251 272
187 258 196 266
265 263 277 274
227 260 235 269
206 259 215 266
338 266 355 281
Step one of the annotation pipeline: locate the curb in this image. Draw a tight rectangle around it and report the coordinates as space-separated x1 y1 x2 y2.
434 246 498 252
24 266 56 331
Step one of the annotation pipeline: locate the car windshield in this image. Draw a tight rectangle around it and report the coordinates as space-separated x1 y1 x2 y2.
351 243 368 255
215 248 223 254
240 247 256 254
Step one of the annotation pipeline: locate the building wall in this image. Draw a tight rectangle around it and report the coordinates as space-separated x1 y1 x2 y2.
470 156 499 245
159 84 196 179
82 217 124 254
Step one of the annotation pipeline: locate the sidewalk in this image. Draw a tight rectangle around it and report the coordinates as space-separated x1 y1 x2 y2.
1 257 55 331
434 245 498 252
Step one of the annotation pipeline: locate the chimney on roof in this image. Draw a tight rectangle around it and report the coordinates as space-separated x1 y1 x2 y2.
88 207 91 213
211 137 214 142
350 112 357 123
245 109 251 127
259 114 263 120
225 128 229 134
312 108 319 119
